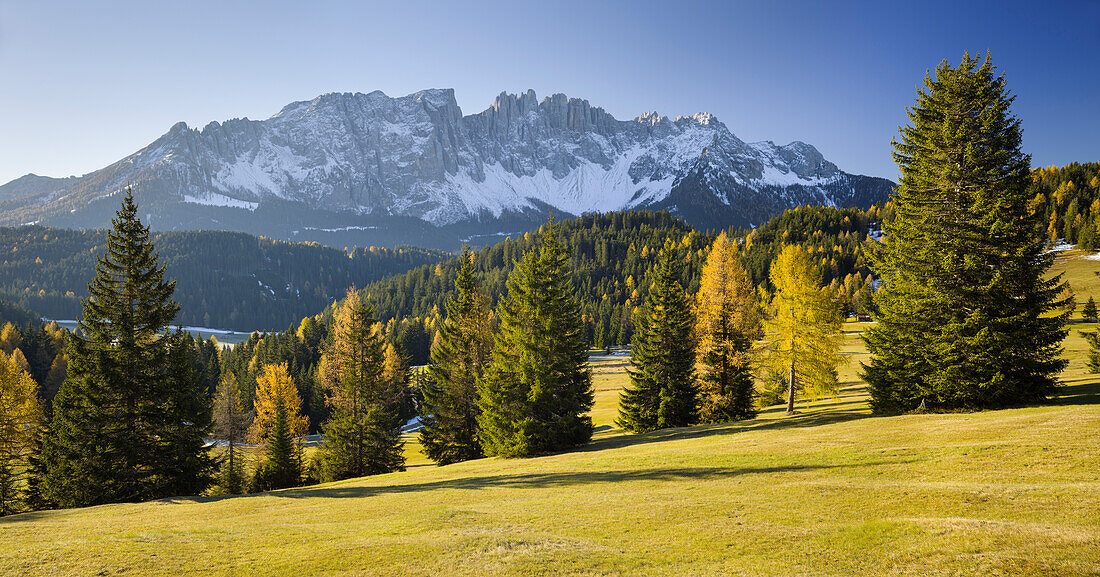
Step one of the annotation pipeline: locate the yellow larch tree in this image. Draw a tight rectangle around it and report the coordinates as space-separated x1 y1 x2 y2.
763 244 844 415
694 232 761 422
0 351 40 515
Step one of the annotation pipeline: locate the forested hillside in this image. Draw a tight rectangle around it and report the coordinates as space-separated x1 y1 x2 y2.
212 207 883 434
0 227 447 331
363 206 881 352
1030 162 1100 247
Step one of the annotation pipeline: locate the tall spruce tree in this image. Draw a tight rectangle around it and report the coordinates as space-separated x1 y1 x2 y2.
618 240 698 432
862 53 1069 413
156 330 216 497
420 247 494 465
317 289 405 480
43 188 213 507
477 219 593 457
694 232 761 423
1084 329 1100 374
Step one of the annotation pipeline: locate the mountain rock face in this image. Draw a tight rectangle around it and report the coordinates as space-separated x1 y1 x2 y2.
0 89 894 248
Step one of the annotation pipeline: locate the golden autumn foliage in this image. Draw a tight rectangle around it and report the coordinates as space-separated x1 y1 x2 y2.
693 232 761 422
1 350 40 514
0 323 20 356
762 245 844 414
0 351 39 459
316 288 406 479
249 362 308 444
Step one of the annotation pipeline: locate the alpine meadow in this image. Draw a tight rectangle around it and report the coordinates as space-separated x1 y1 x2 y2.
1 3 1098 574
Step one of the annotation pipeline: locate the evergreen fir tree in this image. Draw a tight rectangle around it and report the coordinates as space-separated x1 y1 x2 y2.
255 398 299 491
1084 330 1100 374
618 240 698 432
478 219 593 457
863 53 1069 413
694 232 760 423
317 290 405 480
1083 296 1098 322
420 247 494 465
20 427 48 511
43 188 207 507
155 330 216 496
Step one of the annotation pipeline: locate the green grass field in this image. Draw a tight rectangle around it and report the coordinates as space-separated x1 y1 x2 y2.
3 258 1099 576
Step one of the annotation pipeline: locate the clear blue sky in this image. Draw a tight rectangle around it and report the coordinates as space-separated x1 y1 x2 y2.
1 0 1097 185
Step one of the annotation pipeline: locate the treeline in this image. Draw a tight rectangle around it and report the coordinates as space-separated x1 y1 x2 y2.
363 211 706 350
2 200 880 513
361 206 882 354
1028 162 1100 248
175 52 1069 483
210 205 884 437
0 190 431 510
0 227 447 331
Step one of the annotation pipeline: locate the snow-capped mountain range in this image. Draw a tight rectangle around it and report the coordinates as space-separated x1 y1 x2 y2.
0 89 894 248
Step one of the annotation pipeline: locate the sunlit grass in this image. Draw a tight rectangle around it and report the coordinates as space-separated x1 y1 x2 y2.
3 261 1098 576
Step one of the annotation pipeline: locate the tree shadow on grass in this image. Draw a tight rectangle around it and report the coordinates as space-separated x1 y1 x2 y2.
1053 377 1100 406
0 510 53 524
578 407 875 453
265 459 914 501
0 411 899 518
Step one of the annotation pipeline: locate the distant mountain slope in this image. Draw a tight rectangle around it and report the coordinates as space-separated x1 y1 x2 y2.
0 89 894 248
0 174 79 202
0 226 447 331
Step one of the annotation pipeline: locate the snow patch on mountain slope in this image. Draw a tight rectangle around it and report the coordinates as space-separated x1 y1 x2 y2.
418 144 682 223
183 192 259 211
757 163 823 187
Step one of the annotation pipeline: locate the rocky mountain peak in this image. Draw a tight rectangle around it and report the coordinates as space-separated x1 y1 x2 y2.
676 112 719 126
0 87 895 246
634 111 666 126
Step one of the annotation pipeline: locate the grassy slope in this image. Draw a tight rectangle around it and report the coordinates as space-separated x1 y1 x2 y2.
3 262 1100 576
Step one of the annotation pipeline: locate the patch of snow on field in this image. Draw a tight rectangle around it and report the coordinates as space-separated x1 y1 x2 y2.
1038 240 1073 253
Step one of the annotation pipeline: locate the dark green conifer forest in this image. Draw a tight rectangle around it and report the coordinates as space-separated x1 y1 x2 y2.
0 227 446 331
